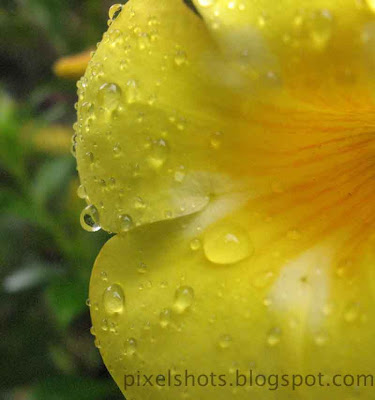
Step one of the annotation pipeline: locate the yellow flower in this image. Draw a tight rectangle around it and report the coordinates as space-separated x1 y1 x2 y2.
75 0 374 399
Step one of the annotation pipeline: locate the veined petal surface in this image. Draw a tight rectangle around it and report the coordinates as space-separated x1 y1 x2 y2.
90 215 374 400
76 0 252 233
75 0 375 399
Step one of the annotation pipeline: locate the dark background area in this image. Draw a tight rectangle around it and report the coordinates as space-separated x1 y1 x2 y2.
0 0 124 398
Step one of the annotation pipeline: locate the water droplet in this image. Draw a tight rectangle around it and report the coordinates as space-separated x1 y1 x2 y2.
118 214 133 232
197 0 216 7
160 308 172 328
253 271 274 288
90 326 96 336
109 321 118 334
147 138 168 168
174 170 186 183
103 284 125 314
267 327 281 346
174 50 187 66
101 318 109 331
113 143 122 157
77 184 87 199
173 286 194 313
71 133 78 157
85 298 91 307
134 196 146 209
257 13 268 28
124 338 137 356
309 9 333 49
138 33 151 50
80 205 101 232
137 262 147 274
98 82 122 111
210 131 222 149
120 59 128 71
86 151 95 165
344 302 360 323
100 271 108 281
108 4 123 22
204 223 252 264
219 334 232 349
148 16 159 26
190 238 201 251
125 79 139 104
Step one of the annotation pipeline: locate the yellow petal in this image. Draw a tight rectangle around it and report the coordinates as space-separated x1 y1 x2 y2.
75 0 251 233
53 50 93 79
89 213 374 400
76 1 375 398
193 0 375 98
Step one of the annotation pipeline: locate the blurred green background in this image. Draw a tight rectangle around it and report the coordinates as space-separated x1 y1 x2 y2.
0 0 123 398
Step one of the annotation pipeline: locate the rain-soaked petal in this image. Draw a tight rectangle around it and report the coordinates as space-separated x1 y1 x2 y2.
75 0 252 233
89 214 374 400
193 0 375 96
75 0 375 398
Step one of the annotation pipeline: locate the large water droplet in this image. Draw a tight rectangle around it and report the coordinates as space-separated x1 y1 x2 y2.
204 223 252 264
80 205 101 232
103 284 125 314
173 286 194 313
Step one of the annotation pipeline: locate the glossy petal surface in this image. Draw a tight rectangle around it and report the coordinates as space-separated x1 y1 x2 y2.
76 0 248 232
90 217 374 400
75 0 375 398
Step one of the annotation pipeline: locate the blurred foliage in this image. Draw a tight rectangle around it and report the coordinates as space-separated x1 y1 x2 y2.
0 0 122 399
